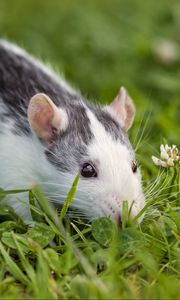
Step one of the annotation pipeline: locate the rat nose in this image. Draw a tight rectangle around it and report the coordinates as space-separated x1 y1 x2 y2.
115 213 122 228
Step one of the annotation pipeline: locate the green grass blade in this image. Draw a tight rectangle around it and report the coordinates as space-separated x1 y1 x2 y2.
11 232 36 281
34 250 59 299
71 222 88 244
60 174 79 220
0 242 30 285
122 201 129 229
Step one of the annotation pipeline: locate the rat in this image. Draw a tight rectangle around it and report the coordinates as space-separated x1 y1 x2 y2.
0 40 145 224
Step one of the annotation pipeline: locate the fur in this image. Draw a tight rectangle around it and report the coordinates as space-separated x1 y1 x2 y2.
0 40 145 222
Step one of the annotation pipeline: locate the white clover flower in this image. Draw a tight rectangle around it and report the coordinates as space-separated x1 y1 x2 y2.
152 144 180 168
160 144 169 160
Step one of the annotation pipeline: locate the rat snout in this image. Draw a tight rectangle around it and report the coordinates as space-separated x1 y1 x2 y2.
100 190 137 226
100 193 123 226
114 212 122 228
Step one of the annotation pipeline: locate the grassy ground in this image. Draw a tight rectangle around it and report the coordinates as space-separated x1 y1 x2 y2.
0 0 180 299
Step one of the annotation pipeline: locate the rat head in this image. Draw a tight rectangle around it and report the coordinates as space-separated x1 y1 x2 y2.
27 87 145 224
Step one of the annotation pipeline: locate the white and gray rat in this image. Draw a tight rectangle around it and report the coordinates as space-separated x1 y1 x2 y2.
0 40 145 224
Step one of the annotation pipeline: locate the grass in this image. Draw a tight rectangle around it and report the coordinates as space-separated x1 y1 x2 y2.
0 0 180 299
0 170 179 299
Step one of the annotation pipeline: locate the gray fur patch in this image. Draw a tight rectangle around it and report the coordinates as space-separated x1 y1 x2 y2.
0 41 81 135
45 105 93 172
0 40 133 174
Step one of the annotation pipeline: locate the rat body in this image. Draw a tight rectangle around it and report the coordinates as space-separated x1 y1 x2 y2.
0 40 145 223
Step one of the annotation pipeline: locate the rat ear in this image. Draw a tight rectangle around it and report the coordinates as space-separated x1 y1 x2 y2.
27 93 68 142
109 87 136 131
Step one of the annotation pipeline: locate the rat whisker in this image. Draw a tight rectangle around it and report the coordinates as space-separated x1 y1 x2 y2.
39 181 75 189
134 108 152 152
132 109 148 148
147 190 180 202
144 170 169 196
145 180 176 201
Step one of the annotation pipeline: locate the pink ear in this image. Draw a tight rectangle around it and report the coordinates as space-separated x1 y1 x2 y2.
109 87 136 131
27 93 68 142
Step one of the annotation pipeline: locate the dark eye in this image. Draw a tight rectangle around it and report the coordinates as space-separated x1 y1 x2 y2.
132 162 138 173
81 163 97 178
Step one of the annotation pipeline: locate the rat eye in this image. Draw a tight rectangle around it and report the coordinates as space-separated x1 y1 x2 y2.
132 162 138 173
81 163 97 178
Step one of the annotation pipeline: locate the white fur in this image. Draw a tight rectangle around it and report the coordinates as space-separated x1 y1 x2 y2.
0 128 75 220
76 109 145 221
0 40 27 56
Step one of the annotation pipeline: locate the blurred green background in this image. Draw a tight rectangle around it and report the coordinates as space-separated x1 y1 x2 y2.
0 0 179 171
